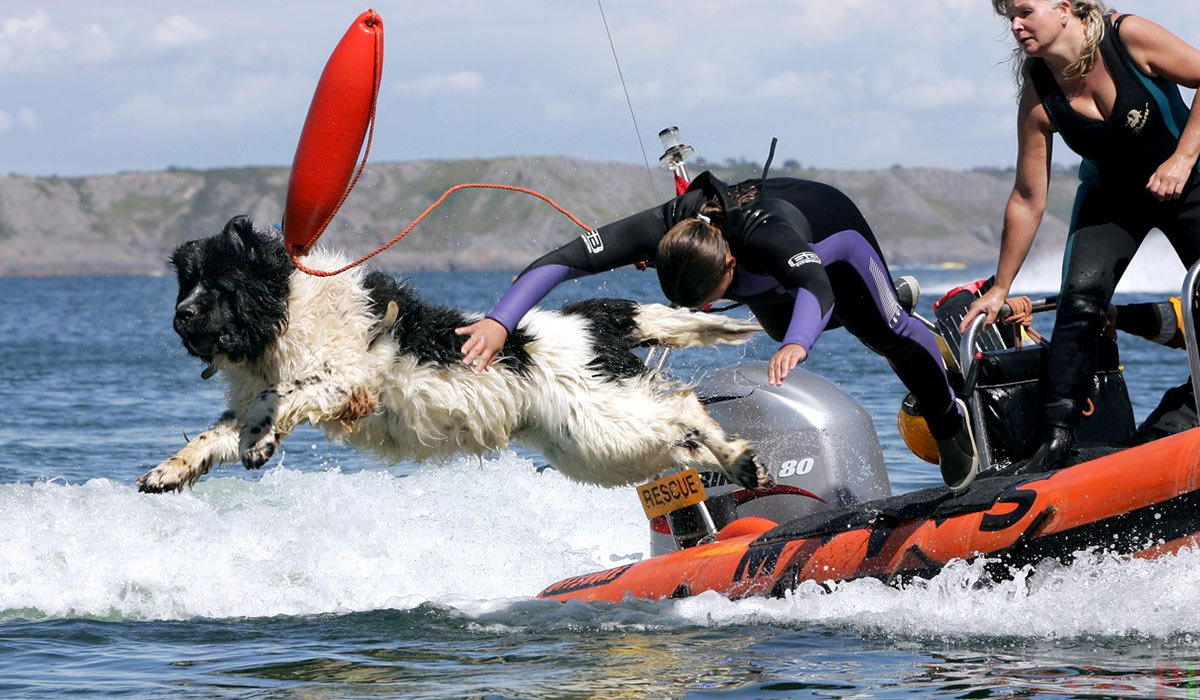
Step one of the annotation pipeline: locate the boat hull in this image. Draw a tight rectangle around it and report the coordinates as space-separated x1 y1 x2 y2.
539 428 1200 602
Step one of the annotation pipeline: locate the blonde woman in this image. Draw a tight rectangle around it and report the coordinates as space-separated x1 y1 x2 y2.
961 0 1200 471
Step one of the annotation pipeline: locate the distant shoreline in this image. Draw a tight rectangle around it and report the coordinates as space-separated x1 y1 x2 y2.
0 157 1082 278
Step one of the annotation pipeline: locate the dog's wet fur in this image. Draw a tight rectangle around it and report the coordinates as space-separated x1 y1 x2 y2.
139 215 773 493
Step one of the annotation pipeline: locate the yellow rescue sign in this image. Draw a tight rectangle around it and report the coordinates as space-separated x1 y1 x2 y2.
637 468 707 519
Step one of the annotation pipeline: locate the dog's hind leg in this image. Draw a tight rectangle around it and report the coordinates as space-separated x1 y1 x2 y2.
239 376 377 469
138 411 240 493
670 393 774 490
633 304 761 348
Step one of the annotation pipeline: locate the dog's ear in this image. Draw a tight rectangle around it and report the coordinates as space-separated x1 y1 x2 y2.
168 239 200 271
221 215 255 254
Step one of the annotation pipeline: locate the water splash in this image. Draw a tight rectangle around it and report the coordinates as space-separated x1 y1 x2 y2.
666 549 1200 639
0 454 646 621
7 450 1200 639
1012 231 1186 294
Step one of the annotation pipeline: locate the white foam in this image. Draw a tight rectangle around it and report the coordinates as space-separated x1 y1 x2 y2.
0 454 647 621
666 549 1200 638
9 452 1200 637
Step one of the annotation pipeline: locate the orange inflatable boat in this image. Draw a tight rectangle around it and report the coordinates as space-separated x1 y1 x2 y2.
540 428 1200 602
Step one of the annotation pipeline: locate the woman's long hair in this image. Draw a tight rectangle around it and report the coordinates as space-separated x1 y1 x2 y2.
992 0 1113 89
656 200 729 308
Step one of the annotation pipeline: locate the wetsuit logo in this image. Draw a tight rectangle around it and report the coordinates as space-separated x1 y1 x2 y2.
1126 103 1150 135
582 229 604 254
787 251 821 268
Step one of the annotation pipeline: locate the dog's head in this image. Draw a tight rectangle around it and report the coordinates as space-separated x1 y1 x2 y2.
170 215 293 363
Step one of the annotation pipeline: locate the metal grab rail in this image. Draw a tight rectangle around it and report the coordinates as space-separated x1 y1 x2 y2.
957 297 1059 395
1182 259 1200 404
957 296 1058 472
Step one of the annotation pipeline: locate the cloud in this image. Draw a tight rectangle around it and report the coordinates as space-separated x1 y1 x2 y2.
17 107 37 130
765 0 873 47
148 15 210 49
0 107 37 133
0 11 70 73
890 76 978 111
91 71 302 139
757 70 836 101
601 79 663 104
543 100 577 121
393 71 484 97
79 24 119 64
0 11 121 73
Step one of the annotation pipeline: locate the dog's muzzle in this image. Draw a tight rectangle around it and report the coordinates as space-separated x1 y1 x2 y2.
174 304 218 357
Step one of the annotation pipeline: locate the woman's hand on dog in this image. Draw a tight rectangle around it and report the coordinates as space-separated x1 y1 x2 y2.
768 343 808 386
455 317 509 373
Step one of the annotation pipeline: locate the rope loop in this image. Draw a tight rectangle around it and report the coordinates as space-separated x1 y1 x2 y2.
291 182 596 277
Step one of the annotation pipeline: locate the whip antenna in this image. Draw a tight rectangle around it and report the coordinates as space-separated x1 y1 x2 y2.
597 0 660 202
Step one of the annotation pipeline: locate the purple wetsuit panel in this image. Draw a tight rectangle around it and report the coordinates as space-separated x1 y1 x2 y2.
813 230 957 433
781 288 832 350
814 231 939 357
486 264 588 332
729 268 830 350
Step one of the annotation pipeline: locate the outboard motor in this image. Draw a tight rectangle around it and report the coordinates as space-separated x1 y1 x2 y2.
649 361 892 556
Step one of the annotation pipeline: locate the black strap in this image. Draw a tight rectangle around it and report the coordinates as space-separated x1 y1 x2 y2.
760 137 778 181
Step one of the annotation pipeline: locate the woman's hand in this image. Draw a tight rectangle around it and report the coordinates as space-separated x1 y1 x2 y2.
768 343 808 386
959 286 1010 333
1147 152 1197 201
454 317 509 373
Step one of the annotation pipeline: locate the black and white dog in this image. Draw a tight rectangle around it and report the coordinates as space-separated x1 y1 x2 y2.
137 216 773 493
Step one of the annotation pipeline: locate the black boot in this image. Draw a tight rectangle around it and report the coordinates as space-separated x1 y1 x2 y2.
936 399 978 494
894 275 919 314
1023 425 1075 473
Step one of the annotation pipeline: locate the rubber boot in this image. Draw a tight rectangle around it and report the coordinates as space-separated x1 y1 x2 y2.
894 275 919 314
936 399 979 494
1023 425 1075 473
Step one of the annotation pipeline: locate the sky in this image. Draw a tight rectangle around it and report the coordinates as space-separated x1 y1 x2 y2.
2 0 1199 178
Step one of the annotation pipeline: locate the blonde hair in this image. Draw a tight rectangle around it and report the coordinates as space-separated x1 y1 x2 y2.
656 201 728 308
992 0 1113 88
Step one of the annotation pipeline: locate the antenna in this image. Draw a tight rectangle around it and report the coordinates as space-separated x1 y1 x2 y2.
596 0 660 202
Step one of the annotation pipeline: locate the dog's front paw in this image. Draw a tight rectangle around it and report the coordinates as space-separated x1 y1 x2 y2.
240 430 277 469
730 449 775 490
240 417 278 469
137 457 193 493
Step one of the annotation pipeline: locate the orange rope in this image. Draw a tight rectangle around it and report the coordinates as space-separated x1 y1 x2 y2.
1003 295 1047 347
291 182 597 277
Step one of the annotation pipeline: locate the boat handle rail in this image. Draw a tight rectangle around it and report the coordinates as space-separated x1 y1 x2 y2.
958 296 1059 395
958 295 1057 472
1182 259 1200 404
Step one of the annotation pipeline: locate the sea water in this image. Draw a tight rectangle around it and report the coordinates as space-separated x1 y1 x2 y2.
2 240 1199 698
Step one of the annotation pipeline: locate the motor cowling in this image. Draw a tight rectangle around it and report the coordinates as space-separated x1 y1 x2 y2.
650 361 892 556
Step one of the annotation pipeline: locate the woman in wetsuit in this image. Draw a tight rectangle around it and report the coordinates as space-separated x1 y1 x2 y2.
961 0 1200 471
456 172 980 492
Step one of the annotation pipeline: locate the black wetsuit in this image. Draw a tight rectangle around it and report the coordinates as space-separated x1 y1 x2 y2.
1030 14 1200 432
487 173 962 439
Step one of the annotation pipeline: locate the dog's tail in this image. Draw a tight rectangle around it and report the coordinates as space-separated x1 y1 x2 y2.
633 303 761 347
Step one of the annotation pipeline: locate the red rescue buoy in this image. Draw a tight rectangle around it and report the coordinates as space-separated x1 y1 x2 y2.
283 9 383 258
